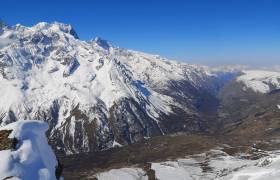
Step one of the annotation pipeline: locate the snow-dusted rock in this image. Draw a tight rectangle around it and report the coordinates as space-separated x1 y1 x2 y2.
0 120 60 180
237 70 280 93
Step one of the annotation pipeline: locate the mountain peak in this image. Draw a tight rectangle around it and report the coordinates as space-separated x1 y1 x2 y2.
33 21 79 39
52 22 79 39
93 37 111 50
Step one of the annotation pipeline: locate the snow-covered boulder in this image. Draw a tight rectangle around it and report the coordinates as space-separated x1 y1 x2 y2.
0 120 62 180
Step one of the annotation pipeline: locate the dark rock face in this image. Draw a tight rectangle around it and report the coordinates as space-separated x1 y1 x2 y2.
151 77 226 134
94 37 110 50
55 159 64 180
49 104 113 154
68 27 79 39
108 98 162 145
0 130 17 150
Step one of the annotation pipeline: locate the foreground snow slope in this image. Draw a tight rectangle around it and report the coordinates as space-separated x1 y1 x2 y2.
0 120 59 180
96 150 280 180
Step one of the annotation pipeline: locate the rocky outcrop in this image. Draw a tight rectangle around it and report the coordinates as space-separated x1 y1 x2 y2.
0 130 17 150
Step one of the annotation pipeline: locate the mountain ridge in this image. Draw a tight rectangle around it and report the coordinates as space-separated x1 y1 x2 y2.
0 21 279 154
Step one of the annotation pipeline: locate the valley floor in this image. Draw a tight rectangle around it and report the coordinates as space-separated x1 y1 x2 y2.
59 133 280 180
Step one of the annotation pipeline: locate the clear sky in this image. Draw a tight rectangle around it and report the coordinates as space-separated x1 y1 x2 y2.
1 0 280 67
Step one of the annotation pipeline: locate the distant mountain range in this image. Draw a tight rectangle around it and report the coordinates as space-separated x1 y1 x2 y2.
0 20 280 154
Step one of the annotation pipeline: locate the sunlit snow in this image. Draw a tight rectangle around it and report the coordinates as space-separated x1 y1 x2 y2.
96 150 280 180
237 70 280 93
0 120 59 180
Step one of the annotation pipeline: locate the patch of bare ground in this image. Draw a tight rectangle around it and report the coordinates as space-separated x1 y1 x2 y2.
59 133 218 179
60 126 280 180
0 130 17 150
59 130 280 179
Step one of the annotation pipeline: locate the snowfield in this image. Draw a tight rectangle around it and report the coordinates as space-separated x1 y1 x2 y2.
96 168 148 180
0 120 59 180
95 150 280 180
237 70 280 93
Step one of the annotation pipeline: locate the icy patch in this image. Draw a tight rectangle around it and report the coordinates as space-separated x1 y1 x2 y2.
96 168 148 180
0 120 59 180
152 161 195 180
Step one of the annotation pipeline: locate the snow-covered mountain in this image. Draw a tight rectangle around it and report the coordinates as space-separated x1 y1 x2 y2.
0 21 237 154
2 19 280 180
1 20 279 154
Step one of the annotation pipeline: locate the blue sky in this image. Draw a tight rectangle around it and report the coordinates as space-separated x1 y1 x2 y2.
1 0 280 66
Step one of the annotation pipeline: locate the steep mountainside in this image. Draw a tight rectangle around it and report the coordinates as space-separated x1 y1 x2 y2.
60 70 280 179
218 70 280 139
0 21 240 154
